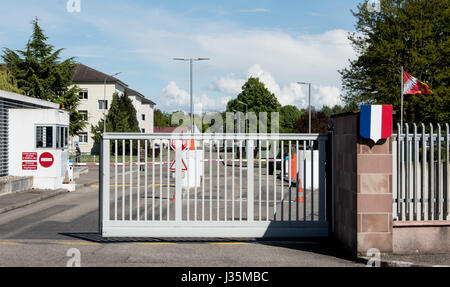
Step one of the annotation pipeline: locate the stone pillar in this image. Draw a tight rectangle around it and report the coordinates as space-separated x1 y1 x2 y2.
332 112 393 256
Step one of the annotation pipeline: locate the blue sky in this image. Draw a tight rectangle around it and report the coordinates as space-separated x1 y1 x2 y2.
0 0 363 112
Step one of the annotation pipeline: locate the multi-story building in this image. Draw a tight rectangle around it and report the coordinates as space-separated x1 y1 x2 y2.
71 64 156 153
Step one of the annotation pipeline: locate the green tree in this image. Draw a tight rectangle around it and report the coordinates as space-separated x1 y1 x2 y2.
280 105 303 133
0 66 24 94
91 92 141 143
1 18 86 135
339 0 449 124
294 108 330 134
226 77 281 132
154 109 172 127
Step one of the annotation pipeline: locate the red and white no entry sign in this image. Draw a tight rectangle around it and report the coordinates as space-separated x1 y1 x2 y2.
170 139 189 151
39 152 54 168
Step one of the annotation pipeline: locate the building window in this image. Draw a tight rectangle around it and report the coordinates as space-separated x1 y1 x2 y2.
79 133 88 144
36 126 53 148
79 110 88 121
142 114 145 121
79 89 88 100
98 100 108 110
141 129 145 133
56 126 69 149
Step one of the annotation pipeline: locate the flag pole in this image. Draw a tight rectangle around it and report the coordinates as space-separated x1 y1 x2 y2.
400 66 404 132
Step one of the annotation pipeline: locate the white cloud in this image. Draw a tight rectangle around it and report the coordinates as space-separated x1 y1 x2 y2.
213 64 342 109
159 81 231 112
238 8 270 13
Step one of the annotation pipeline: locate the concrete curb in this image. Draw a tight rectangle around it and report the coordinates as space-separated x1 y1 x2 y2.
0 189 68 215
358 256 450 267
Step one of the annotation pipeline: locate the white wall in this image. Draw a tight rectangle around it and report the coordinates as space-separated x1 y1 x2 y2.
71 83 125 153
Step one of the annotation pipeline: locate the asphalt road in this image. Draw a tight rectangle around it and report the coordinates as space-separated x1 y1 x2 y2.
0 167 361 267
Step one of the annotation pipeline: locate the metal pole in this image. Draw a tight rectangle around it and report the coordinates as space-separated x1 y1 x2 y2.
308 83 311 134
401 66 404 131
190 59 194 134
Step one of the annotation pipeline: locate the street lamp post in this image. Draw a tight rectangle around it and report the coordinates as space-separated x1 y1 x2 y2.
297 82 312 134
103 72 121 134
173 58 210 134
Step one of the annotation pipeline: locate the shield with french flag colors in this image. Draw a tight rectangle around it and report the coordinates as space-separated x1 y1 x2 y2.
360 105 393 143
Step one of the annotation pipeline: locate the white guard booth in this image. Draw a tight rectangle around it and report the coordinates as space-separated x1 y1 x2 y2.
8 109 74 191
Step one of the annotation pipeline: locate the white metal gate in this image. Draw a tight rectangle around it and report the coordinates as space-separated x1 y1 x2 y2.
99 133 331 238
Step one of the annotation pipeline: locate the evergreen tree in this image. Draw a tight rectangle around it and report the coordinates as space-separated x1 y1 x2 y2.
339 0 449 124
0 66 24 94
1 18 86 135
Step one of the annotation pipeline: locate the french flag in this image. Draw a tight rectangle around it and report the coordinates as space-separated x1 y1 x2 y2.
360 105 393 143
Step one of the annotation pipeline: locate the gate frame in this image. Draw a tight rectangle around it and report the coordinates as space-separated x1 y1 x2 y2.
99 132 332 238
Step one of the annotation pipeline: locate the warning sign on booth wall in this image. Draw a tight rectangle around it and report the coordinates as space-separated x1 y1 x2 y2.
39 152 54 168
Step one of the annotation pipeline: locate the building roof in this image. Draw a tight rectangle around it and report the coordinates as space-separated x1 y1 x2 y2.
125 87 156 106
0 89 60 109
72 64 128 87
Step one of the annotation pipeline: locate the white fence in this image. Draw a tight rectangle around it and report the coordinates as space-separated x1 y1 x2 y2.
99 133 331 238
392 123 450 221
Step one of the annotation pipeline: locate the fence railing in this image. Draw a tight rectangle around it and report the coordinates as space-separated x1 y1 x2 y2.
392 123 449 221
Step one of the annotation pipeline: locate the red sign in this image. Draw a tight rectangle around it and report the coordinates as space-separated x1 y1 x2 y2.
39 152 54 168
22 152 37 161
22 162 37 170
171 139 189 151
169 160 188 171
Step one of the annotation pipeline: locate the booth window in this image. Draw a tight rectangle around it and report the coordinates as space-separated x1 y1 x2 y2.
36 126 53 148
56 126 69 149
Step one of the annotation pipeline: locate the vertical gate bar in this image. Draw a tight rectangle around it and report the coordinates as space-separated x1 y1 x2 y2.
266 140 269 221
167 140 170 221
210 141 213 221
122 139 125 221
447 124 450 221
217 140 220 221
224 140 227 222
296 141 299 221
405 124 410 220
430 124 435 220
114 140 118 221
259 140 262 221
311 140 314 222
413 124 419 220
232 139 235 221
247 139 254 222
160 140 163 221
397 124 402 220
175 140 182 221
392 136 398 220
288 141 291 222
240 140 243 221
145 140 148 221
319 139 326 222
281 140 284 222
202 140 205 221
273 140 277 221
102 138 110 224
129 140 133 221
438 124 442 220
137 140 140 221
195 137 198 221
152 141 155 221
421 124 427 220
187 140 190 222
99 138 103 234
303 140 307 222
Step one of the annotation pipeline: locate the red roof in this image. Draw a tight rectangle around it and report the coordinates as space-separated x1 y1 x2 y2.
154 126 188 133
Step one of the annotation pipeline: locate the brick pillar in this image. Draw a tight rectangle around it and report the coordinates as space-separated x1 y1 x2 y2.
332 112 393 256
